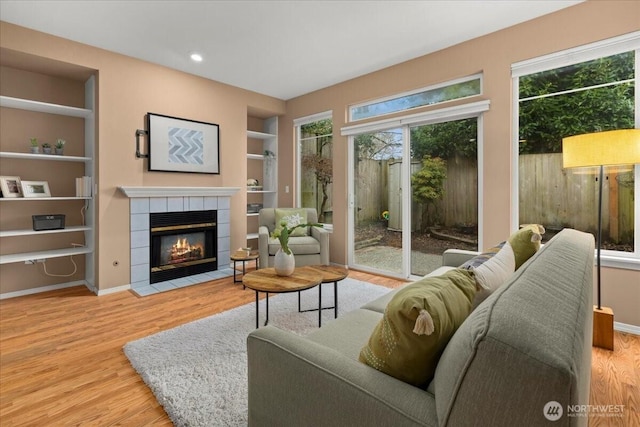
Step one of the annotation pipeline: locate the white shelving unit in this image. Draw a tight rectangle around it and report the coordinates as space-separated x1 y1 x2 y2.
0 79 96 286
246 117 278 242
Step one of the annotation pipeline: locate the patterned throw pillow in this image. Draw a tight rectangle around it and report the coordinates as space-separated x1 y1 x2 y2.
460 242 505 270
275 208 308 237
359 269 476 388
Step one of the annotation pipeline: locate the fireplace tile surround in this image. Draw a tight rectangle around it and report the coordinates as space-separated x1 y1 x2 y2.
119 186 240 296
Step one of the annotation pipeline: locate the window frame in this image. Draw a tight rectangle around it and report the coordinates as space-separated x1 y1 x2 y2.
511 31 640 270
348 73 482 122
294 110 333 227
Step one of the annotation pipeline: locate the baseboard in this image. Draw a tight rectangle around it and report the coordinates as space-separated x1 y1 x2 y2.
97 284 131 296
614 321 640 336
0 280 87 300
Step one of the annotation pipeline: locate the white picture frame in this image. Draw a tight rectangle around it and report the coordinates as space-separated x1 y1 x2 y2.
21 180 51 198
0 176 23 198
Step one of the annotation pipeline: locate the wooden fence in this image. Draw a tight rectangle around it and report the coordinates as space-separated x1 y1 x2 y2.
355 153 634 243
519 153 634 243
356 156 477 230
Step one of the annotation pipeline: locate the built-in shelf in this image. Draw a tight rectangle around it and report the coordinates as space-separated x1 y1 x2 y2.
0 95 92 118
246 212 259 217
247 130 276 140
0 246 92 265
0 151 92 162
247 153 264 160
0 226 91 238
247 233 259 240
0 197 91 202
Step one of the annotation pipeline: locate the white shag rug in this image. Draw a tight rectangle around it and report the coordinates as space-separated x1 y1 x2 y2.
124 278 391 426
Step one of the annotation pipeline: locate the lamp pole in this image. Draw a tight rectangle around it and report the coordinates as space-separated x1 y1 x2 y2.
596 165 603 310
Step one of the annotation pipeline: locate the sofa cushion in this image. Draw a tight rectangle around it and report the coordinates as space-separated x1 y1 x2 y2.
275 208 309 237
268 236 320 255
359 269 476 388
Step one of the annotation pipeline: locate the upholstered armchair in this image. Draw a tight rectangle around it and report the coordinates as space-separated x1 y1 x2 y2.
258 208 330 268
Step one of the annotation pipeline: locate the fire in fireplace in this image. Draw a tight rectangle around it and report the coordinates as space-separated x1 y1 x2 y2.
150 210 217 283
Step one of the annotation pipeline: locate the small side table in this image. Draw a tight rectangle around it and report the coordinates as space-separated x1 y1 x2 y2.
230 251 259 284
298 265 348 320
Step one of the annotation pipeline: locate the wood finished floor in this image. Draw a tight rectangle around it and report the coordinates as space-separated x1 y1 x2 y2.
0 270 638 426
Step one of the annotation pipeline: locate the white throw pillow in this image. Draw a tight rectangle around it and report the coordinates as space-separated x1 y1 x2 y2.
473 241 516 292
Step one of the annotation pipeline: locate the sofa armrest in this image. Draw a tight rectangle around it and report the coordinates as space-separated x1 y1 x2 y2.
311 226 330 265
258 225 270 268
441 249 479 267
247 326 437 427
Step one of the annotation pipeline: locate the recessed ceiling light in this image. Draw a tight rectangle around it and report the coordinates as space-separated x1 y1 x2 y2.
190 52 203 62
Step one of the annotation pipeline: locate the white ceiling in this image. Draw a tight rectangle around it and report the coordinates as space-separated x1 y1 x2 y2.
0 0 582 100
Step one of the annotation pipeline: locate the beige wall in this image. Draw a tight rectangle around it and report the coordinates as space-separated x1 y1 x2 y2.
0 21 285 293
1 1 639 326
281 1 640 326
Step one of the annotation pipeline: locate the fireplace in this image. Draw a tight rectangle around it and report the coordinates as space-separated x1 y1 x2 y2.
150 210 217 283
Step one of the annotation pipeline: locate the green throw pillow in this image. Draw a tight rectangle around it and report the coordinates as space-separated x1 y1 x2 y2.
508 224 545 269
359 269 476 388
275 208 309 237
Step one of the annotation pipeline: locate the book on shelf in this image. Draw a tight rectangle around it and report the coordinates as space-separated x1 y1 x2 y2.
75 176 92 197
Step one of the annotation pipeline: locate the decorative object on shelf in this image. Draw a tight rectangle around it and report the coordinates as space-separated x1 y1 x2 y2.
20 180 51 198
562 128 640 351
264 150 276 190
144 113 220 174
247 203 263 213
32 214 65 231
247 178 263 191
29 137 39 154
55 138 66 155
0 176 23 198
41 142 52 154
271 219 323 276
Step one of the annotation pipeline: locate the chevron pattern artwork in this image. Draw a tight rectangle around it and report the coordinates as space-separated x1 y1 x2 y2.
168 127 204 165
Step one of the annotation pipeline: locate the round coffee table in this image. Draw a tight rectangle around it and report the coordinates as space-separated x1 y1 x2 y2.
242 266 323 328
298 265 348 320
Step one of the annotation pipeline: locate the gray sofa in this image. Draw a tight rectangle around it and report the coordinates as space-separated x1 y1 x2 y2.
258 208 330 269
247 229 595 426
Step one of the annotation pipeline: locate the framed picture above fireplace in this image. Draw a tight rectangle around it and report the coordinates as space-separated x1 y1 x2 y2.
147 113 220 174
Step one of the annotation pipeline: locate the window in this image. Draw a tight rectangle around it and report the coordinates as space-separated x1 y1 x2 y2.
295 112 333 224
513 32 639 264
349 74 481 121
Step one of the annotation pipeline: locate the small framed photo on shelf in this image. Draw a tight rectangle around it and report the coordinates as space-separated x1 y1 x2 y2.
20 180 51 198
0 176 24 198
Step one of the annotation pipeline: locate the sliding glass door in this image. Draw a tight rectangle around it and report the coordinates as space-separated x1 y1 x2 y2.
349 118 479 278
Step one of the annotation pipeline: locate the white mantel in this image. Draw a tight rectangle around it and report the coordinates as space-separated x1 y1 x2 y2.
121 186 237 295
118 186 240 198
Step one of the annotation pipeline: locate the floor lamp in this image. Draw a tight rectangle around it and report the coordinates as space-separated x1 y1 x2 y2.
562 129 640 351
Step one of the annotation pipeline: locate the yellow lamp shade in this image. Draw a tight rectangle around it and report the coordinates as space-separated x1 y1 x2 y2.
562 129 640 168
